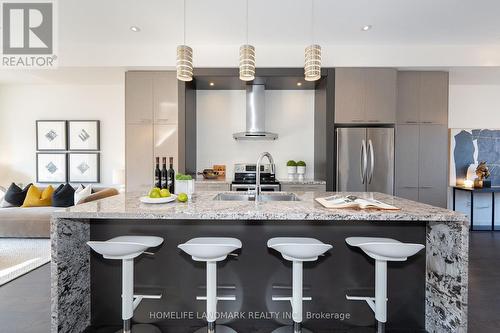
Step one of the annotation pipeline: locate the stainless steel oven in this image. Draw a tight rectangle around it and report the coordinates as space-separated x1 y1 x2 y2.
230 163 281 192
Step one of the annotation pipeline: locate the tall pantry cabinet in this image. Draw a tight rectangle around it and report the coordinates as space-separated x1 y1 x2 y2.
395 72 449 208
125 72 179 192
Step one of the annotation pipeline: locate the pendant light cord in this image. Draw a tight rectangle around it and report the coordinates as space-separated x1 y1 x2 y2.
183 0 186 44
310 0 314 44
246 0 249 44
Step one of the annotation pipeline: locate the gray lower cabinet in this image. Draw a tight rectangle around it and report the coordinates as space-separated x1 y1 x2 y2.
395 125 419 202
281 184 326 192
335 68 397 124
395 124 448 208
126 124 153 192
418 125 448 207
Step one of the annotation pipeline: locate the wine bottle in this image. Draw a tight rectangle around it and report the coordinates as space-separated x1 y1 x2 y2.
167 157 175 193
161 157 168 190
154 157 161 188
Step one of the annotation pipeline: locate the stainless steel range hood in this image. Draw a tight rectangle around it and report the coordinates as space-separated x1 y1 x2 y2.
233 84 278 140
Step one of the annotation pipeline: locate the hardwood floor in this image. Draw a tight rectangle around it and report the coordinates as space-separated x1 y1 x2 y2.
1 232 499 332
0 263 50 333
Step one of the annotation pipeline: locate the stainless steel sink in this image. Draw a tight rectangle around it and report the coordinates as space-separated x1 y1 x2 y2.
213 192 300 202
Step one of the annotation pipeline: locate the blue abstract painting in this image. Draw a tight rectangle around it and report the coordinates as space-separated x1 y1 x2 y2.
450 129 500 186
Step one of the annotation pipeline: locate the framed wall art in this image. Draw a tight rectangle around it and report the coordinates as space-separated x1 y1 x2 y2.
36 120 67 151
36 153 67 183
68 153 100 183
68 120 100 151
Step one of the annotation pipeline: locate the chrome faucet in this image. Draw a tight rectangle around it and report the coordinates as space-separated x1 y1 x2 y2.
255 152 275 201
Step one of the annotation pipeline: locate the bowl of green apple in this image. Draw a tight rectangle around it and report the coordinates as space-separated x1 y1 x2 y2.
140 187 177 204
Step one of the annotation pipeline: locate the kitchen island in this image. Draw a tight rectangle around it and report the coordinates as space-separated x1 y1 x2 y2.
51 191 468 333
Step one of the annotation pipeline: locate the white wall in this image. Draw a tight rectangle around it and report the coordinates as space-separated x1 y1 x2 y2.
0 82 124 187
449 86 500 128
196 90 315 180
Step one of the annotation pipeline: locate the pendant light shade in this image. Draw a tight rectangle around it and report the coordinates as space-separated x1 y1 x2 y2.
177 0 193 82
177 45 193 82
304 44 321 81
239 44 255 81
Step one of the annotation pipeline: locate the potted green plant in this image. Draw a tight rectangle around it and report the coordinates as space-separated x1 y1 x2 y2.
287 160 297 180
296 161 306 181
175 173 194 199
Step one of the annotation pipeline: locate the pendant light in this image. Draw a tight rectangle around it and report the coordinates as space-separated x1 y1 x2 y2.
239 0 255 81
177 0 193 81
304 0 321 81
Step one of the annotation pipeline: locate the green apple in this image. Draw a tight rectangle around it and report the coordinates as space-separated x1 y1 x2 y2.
149 188 161 198
160 189 171 198
177 193 188 202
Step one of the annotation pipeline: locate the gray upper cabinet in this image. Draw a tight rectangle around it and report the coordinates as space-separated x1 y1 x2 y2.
125 72 153 124
420 72 448 124
335 68 397 124
397 71 448 125
153 72 178 124
125 71 179 192
335 68 365 123
365 69 397 123
397 72 420 124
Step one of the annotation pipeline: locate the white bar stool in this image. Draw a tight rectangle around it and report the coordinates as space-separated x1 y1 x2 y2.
87 236 164 333
178 237 242 333
268 237 332 333
345 237 424 333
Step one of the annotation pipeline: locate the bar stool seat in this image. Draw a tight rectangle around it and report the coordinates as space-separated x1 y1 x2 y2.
178 237 242 261
88 236 164 259
345 237 424 261
88 236 164 333
268 237 332 333
345 237 424 333
179 237 242 333
268 237 333 261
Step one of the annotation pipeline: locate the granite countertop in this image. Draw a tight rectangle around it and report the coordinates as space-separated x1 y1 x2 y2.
53 191 468 223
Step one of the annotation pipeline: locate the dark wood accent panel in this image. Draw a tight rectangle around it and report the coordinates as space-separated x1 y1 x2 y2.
314 68 335 190
178 80 197 174
193 68 327 90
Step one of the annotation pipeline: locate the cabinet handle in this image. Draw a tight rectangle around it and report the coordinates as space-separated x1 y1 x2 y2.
421 121 434 124
404 121 418 124
420 186 433 189
402 186 418 189
368 120 380 122
352 120 365 123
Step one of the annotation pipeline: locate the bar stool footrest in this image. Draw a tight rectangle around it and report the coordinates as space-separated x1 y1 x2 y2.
196 295 236 301
271 296 312 301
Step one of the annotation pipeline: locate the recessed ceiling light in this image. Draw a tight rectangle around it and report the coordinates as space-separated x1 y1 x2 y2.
209 82 215 86
297 82 302 87
362 25 372 31
130 26 141 32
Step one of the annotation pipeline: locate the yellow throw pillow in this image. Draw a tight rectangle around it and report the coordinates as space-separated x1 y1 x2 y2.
22 185 54 207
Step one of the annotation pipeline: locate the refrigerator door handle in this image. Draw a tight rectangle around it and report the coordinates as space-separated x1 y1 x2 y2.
368 139 374 184
360 139 367 184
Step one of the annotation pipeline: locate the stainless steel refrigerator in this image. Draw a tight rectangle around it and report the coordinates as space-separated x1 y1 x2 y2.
336 127 394 194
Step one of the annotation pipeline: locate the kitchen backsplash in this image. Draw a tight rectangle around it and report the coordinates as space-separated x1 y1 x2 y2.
196 90 315 180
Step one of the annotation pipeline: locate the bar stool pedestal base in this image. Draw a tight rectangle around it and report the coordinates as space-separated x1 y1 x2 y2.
115 323 162 333
271 325 313 333
193 324 238 333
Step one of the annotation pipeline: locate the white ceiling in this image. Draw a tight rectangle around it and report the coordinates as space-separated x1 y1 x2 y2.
4 0 500 71
60 0 500 46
